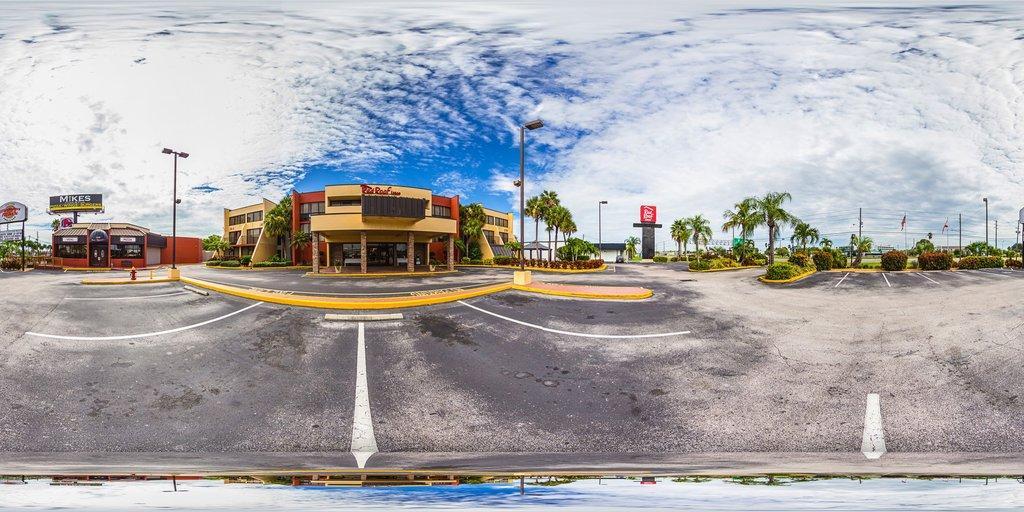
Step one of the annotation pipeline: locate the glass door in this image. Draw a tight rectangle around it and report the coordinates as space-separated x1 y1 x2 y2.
90 245 108 267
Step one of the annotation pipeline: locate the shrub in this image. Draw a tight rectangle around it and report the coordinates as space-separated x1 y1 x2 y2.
688 260 711 271
461 257 471 264
219 260 242 267
812 251 834 271
775 247 790 257
788 252 811 268
469 259 483 265
1007 259 1022 268
482 258 494 265
652 256 668 263
956 255 1004 269
205 260 221 267
880 250 908 271
709 257 739 270
830 249 848 269
253 261 290 267
493 256 513 265
765 262 803 280
240 256 252 266
917 251 953 271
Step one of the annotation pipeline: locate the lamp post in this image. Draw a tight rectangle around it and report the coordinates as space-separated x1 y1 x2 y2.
598 200 608 261
983 197 989 246
162 148 189 274
517 119 543 272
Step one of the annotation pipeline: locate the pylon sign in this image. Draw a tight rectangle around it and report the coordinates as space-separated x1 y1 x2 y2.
0 202 28 225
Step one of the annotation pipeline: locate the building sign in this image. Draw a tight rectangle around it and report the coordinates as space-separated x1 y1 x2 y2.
360 185 401 196
0 201 27 224
60 217 74 229
113 236 138 244
49 194 104 213
89 229 108 244
0 230 23 242
639 205 657 224
61 236 85 244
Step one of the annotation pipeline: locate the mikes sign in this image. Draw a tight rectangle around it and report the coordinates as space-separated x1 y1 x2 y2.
360 185 401 196
639 205 657 224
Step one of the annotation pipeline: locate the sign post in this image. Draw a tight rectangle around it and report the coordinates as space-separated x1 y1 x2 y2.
632 205 662 260
0 201 28 271
1018 207 1024 265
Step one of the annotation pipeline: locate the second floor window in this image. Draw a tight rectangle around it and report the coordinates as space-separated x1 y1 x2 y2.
228 214 245 225
246 211 263 223
432 205 452 218
246 228 261 242
229 231 241 244
300 202 325 220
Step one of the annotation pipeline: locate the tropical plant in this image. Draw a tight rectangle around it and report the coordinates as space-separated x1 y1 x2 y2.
624 236 640 260
525 195 544 246
789 221 819 251
750 192 798 265
911 238 935 256
290 230 312 263
556 237 599 261
721 198 759 240
505 240 522 260
459 202 486 252
537 190 560 261
880 250 908 271
820 237 833 249
670 218 692 259
851 235 873 266
51 219 60 231
689 214 712 259
963 241 993 256
263 197 292 259
202 234 230 259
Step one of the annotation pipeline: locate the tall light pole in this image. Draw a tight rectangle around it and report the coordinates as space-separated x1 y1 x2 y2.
517 119 543 271
983 197 989 246
598 200 608 261
162 148 189 272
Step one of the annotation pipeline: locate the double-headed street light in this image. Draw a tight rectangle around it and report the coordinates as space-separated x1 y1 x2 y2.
162 147 189 271
518 119 544 271
598 200 608 260
983 197 989 246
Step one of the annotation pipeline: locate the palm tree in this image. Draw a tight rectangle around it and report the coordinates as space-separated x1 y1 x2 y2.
820 237 833 249
689 214 712 259
624 236 640 260
670 218 692 259
290 230 312 263
538 190 560 261
789 221 819 252
202 235 231 259
459 203 486 258
751 192 798 265
547 205 571 259
263 196 292 259
525 195 543 248
852 235 873 266
721 198 759 240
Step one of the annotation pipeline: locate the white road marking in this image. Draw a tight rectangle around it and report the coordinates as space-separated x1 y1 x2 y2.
977 269 1011 278
881 273 891 288
861 393 886 460
183 285 209 296
63 291 190 301
916 272 940 285
351 322 378 469
24 302 264 340
457 300 690 338
834 272 851 288
326 313 403 322
195 277 503 297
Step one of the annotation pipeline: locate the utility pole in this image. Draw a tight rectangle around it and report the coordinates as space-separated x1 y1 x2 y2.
984 197 989 246
959 213 962 254
858 207 862 241
995 220 999 249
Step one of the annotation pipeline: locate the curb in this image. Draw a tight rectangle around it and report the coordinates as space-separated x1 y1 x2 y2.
304 270 458 278
204 265 312 271
757 270 817 284
81 277 180 285
64 267 112 272
512 284 653 300
689 265 762 273
456 264 607 274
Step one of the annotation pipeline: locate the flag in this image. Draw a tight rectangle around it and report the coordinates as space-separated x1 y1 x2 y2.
942 218 949 233
900 214 907 231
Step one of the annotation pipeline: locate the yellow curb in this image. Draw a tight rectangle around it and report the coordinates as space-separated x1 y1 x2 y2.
180 277 512 310
81 277 180 285
304 270 458 278
689 265 762 273
757 270 817 284
512 284 653 300
456 264 607 274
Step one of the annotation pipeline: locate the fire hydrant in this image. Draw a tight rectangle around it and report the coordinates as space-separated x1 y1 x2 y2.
130 267 137 281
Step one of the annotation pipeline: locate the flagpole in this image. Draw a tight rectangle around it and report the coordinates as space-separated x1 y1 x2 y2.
904 212 908 251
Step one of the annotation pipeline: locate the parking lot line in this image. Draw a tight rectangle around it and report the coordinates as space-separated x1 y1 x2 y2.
351 322 378 469
861 393 886 460
457 300 690 339
63 291 190 301
916 272 940 285
977 269 1011 278
834 272 850 288
24 302 265 341
881 273 891 287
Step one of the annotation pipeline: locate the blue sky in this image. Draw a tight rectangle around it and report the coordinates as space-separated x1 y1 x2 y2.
2 1 1024 249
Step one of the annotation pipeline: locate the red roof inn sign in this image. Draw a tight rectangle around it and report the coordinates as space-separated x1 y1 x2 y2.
639 205 657 224
0 201 27 224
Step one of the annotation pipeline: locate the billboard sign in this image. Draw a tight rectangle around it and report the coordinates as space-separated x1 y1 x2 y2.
49 194 103 213
0 202 27 224
0 230 22 242
639 205 657 224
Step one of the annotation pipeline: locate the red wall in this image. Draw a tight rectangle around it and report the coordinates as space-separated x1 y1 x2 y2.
291 190 327 265
160 237 203 264
429 194 459 263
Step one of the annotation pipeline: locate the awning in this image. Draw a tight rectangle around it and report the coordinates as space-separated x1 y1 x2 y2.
53 228 88 237
523 242 549 251
489 242 513 258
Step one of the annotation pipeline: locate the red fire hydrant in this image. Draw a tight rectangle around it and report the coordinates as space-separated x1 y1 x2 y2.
130 267 137 281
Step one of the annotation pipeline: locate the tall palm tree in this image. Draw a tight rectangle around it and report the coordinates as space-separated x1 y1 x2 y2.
751 192 798 265
789 221 819 252
538 190 560 261
689 214 712 259
670 218 692 259
721 197 759 240
459 203 486 258
263 196 292 259
290 230 312 263
624 236 640 260
820 237 833 249
525 195 543 250
547 205 571 258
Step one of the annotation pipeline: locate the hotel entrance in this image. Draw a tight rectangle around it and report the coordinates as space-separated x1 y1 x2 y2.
329 242 416 268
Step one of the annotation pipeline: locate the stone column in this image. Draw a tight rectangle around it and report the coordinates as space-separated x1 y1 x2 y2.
407 231 415 272
360 231 367 274
311 232 320 273
447 236 455 271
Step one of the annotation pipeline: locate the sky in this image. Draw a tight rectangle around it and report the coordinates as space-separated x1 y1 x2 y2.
2 1 1024 248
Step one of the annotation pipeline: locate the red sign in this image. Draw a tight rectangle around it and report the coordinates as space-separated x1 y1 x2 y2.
0 201 27 224
60 217 74 228
639 205 657 224
360 185 401 196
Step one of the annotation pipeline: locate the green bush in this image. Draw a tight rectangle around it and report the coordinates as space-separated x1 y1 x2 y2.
1007 259 1022 268
880 250 908 271
240 256 252 266
830 249 848 269
493 256 514 265
765 262 803 280
688 260 711 271
652 256 668 263
461 257 471 264
812 251 833 271
205 260 221 267
788 252 811 268
917 251 953 270
482 258 494 265
775 247 790 257
219 260 242 267
956 255 1004 269
253 261 291 267
709 257 739 270
469 259 483 265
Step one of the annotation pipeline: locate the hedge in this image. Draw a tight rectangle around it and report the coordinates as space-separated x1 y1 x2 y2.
689 260 711 271
918 251 953 271
205 260 221 267
240 256 252 266
253 261 291 267
812 251 833 271
709 257 740 270
765 262 803 280
652 256 668 263
957 255 1004 269
880 250 908 271
788 252 811 268
219 260 242 267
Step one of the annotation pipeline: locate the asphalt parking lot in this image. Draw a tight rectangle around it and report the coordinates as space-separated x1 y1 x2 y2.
2 263 1024 473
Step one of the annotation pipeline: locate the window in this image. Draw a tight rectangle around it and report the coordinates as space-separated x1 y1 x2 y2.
300 201 325 220
485 215 508 228
246 211 263 223
484 230 497 245
229 231 241 244
300 223 311 233
246 228 261 242
110 244 143 258
57 244 86 258
329 197 361 207
228 214 246 226
432 205 452 218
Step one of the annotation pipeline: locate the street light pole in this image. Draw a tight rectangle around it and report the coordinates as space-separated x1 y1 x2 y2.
517 120 543 272
984 197 989 246
162 148 189 273
598 200 607 261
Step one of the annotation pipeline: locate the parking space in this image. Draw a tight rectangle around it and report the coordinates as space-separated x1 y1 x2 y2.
789 268 1024 291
